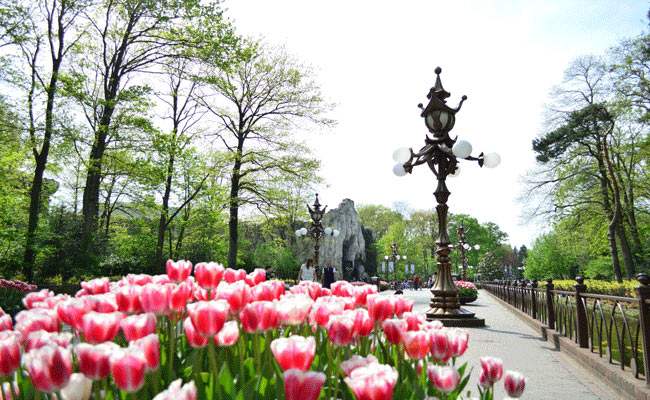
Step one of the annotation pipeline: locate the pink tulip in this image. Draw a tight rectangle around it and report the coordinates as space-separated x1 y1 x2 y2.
252 280 285 302
448 328 469 358
283 369 326 400
427 366 460 394
14 309 59 339
393 296 414 317
402 312 426 331
503 370 526 398
81 278 110 295
187 300 229 337
132 334 160 372
366 294 395 322
25 331 73 352
166 259 193 283
75 342 120 380
1 381 19 400
82 311 123 344
23 289 54 309
239 301 278 333
90 293 118 313
382 318 407 345
0 314 12 331
341 354 378 377
184 317 209 348
214 320 239 347
247 268 266 286
110 347 146 393
429 329 451 363
223 268 246 283
195 262 225 289
347 308 374 337
59 373 92 400
402 330 431 359
308 298 344 328
276 294 313 326
168 282 193 312
420 320 444 331
23 344 73 393
124 274 153 286
115 285 142 314
331 281 354 297
327 314 355 346
193 286 215 302
270 335 316 371
344 363 398 400
139 283 170 315
291 281 322 300
121 313 157 342
152 379 197 400
216 281 251 313
480 356 503 385
0 331 21 378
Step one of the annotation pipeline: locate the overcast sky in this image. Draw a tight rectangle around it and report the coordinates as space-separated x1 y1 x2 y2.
225 0 649 248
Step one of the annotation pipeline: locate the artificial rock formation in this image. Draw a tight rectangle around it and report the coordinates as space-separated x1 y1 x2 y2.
320 199 366 280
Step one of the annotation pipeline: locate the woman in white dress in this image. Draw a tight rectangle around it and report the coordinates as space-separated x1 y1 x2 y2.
298 258 318 282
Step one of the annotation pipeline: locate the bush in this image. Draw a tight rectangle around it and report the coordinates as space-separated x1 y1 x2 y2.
552 279 637 297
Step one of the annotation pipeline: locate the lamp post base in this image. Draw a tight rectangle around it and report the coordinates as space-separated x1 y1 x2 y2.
426 306 485 327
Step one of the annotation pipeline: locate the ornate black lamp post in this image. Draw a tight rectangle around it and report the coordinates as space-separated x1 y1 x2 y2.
392 67 500 326
454 222 480 281
295 194 339 268
386 242 407 284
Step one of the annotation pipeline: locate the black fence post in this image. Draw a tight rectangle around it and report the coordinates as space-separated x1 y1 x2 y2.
506 280 510 303
546 278 555 330
520 280 527 314
634 273 650 385
574 276 589 348
531 279 538 320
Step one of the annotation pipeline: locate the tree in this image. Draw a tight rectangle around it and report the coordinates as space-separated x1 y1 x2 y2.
524 233 577 280
526 56 635 282
76 0 236 259
357 204 403 239
7 0 89 282
200 44 333 268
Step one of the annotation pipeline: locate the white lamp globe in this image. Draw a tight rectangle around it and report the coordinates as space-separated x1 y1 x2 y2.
333 230 340 237
295 230 301 237
392 147 411 163
463 244 471 250
452 140 472 158
300 227 308 235
396 255 401 260
483 152 501 168
449 166 460 178
474 244 481 250
393 163 407 177
384 256 389 260
324 227 332 235
403 255 407 260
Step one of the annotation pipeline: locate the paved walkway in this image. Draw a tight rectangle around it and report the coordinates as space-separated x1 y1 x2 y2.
392 289 621 400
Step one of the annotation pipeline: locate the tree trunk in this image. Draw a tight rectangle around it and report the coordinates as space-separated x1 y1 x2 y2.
23 58 61 281
596 159 623 282
23 160 46 282
156 150 175 271
227 140 244 269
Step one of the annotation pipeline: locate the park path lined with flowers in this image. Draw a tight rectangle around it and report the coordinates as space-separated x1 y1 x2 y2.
401 289 621 400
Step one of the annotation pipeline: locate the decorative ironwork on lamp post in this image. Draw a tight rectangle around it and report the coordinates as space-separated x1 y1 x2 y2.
295 194 339 268
392 67 500 326
454 222 480 281
389 242 406 283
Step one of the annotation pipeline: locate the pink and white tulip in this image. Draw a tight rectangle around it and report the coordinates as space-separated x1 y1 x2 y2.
214 320 239 347
503 370 526 398
59 373 92 400
0 331 21 378
22 344 73 393
283 369 326 400
166 259 193 283
75 342 120 380
81 311 123 344
195 262 225 289
427 366 460 394
187 300 229 337
120 313 157 342
270 335 316 371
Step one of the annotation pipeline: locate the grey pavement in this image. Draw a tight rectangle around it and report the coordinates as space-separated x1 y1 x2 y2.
389 288 621 400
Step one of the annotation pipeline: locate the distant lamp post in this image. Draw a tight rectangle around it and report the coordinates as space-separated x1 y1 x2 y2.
392 67 499 326
454 222 480 281
387 242 406 283
295 194 339 268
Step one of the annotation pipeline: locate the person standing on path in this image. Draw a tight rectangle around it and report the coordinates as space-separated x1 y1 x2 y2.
298 258 318 282
321 259 338 289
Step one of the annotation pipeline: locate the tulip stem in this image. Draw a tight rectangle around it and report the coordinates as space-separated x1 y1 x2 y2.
208 341 221 399
168 314 176 382
333 346 341 400
93 381 101 400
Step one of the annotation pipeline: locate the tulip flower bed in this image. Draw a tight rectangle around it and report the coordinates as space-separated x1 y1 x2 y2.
0 279 38 317
0 260 527 400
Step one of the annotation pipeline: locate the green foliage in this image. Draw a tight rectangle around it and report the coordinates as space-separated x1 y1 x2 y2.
552 279 637 297
357 204 403 238
524 233 577 280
